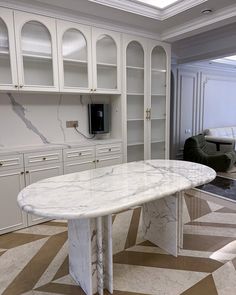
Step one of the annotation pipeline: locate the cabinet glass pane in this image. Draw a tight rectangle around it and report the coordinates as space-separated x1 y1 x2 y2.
126 41 144 161
62 29 88 88
0 18 11 84
21 21 53 86
96 35 117 89
151 46 166 159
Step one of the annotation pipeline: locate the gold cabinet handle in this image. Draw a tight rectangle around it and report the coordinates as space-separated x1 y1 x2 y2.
97 159 99 163
19 84 24 88
25 171 29 174
14 85 18 88
0 163 3 167
20 171 24 175
42 157 46 160
109 148 112 152
79 152 82 156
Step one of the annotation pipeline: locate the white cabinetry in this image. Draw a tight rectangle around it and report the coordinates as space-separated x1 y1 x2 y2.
0 8 18 91
57 20 121 94
14 11 59 92
123 34 170 162
24 150 63 226
63 142 122 174
0 154 27 235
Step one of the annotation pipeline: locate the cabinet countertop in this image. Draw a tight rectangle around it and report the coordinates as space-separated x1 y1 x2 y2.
0 139 122 156
17 160 216 220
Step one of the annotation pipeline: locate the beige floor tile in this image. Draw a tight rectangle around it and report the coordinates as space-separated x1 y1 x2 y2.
213 261 236 295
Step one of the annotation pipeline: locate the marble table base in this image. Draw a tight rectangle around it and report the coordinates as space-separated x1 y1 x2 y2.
68 216 113 295
142 192 184 257
68 193 184 295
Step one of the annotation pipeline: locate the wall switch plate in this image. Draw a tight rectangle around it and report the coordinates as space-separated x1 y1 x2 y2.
66 121 78 128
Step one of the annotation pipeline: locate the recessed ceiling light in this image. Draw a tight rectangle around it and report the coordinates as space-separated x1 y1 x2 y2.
201 8 213 15
135 0 180 9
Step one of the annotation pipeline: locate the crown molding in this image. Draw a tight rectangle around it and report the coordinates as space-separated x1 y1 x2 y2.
0 0 161 40
88 0 208 20
161 4 236 41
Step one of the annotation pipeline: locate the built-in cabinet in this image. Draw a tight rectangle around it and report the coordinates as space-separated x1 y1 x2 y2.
0 7 121 93
0 141 122 234
123 34 170 162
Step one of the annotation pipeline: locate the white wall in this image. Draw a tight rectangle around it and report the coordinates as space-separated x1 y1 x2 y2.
0 92 113 148
172 64 236 159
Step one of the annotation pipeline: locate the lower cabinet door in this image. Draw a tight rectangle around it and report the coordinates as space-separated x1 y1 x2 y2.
64 159 96 174
25 164 63 226
96 154 123 168
0 169 27 234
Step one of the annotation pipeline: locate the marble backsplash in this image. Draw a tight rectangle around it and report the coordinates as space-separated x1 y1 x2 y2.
0 92 110 147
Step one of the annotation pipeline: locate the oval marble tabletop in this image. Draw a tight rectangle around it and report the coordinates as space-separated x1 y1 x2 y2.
17 160 216 219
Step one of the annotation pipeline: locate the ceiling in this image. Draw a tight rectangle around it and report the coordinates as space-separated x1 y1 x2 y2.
2 0 236 42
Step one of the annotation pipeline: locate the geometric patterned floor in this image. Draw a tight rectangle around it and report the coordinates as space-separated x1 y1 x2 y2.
1 191 236 294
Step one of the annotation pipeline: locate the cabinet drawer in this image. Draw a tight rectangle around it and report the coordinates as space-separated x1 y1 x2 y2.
0 154 23 171
64 158 96 174
24 150 62 167
96 154 123 168
63 147 95 162
96 143 122 157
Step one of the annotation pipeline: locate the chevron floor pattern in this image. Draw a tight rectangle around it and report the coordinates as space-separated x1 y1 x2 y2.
1 192 236 295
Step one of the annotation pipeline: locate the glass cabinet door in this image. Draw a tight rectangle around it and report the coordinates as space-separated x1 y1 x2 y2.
21 21 53 86
14 11 59 91
126 41 145 162
150 46 167 159
0 18 11 85
62 29 88 89
96 35 117 90
0 8 18 90
92 28 121 93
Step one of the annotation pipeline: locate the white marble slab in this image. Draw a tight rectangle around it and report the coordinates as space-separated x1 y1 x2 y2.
18 160 216 220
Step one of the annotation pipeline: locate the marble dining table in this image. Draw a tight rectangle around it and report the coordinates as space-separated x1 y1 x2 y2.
17 160 216 295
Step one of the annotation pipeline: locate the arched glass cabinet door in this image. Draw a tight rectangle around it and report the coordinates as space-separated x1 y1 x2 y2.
126 41 145 162
0 18 12 85
14 11 59 91
62 29 88 89
92 29 121 93
21 21 53 86
150 46 167 159
0 9 18 90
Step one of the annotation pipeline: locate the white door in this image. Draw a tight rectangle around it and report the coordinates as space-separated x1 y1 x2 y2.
25 164 63 225
0 169 26 234
0 8 18 91
14 11 59 92
92 28 121 94
57 20 92 93
147 41 171 159
123 35 148 162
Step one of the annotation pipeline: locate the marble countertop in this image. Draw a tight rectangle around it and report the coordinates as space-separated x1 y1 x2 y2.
18 160 216 220
0 139 122 156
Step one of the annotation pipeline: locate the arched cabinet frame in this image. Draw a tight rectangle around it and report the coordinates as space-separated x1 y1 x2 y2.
92 28 121 94
14 11 59 92
57 20 92 93
0 8 18 91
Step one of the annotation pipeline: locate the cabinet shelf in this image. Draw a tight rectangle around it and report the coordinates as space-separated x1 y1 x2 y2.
151 117 165 120
151 140 165 144
127 66 144 70
97 62 117 68
128 141 144 147
63 58 87 65
127 118 144 122
151 93 166 96
127 92 144 96
152 68 166 73
0 50 9 56
22 53 52 61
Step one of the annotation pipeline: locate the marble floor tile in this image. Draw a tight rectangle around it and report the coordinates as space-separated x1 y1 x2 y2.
17 224 67 236
113 263 208 295
195 212 236 225
184 224 236 238
213 261 236 295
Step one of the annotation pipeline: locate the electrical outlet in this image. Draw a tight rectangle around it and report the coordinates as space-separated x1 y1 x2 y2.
66 121 78 128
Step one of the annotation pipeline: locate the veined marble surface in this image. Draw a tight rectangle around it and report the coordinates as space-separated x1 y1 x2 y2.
18 160 216 219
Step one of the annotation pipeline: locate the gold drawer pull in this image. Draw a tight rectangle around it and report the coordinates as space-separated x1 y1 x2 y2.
0 163 3 166
109 148 112 152
43 157 46 161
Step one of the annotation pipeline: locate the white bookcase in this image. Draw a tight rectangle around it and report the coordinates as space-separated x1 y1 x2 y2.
123 34 170 162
